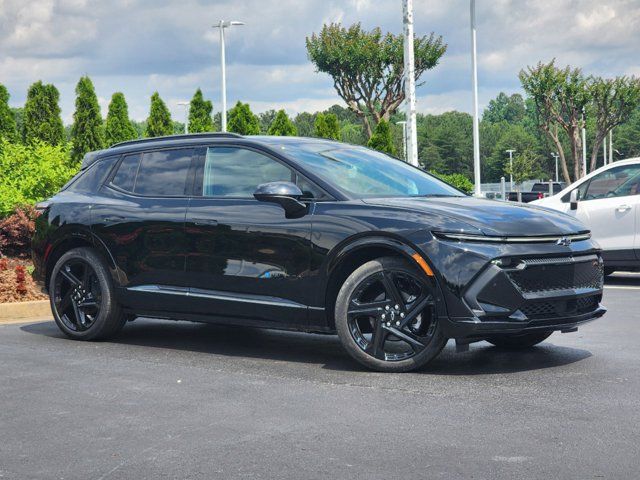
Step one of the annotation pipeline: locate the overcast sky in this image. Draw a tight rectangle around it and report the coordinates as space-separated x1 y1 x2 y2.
1 0 639 124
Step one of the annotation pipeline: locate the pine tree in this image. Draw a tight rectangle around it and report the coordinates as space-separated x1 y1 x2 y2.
0 85 18 142
71 76 104 163
23 81 64 146
145 92 173 137
267 109 297 136
227 101 260 135
104 93 137 146
314 112 340 140
367 119 397 156
188 88 214 133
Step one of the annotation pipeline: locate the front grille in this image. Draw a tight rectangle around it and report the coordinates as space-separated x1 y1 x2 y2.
506 256 603 295
520 295 600 320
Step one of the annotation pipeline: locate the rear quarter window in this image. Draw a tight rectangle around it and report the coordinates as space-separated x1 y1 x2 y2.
66 156 119 193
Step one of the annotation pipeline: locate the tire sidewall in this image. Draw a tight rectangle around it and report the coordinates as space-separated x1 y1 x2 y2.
335 257 447 372
49 247 120 340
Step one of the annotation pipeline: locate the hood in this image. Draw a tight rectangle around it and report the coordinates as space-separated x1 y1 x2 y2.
362 196 588 236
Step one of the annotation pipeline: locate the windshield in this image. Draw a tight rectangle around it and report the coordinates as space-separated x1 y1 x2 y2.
283 145 465 198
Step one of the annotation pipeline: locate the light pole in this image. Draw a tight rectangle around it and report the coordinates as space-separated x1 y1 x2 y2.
551 152 559 182
402 0 418 166
505 149 516 191
470 0 481 196
177 101 189 134
396 120 407 161
581 110 587 176
213 20 244 132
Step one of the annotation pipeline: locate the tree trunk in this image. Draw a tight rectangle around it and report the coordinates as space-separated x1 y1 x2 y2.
589 132 606 173
545 125 572 183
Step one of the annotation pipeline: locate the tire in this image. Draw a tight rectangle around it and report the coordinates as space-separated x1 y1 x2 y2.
49 247 126 340
335 256 447 372
486 331 552 349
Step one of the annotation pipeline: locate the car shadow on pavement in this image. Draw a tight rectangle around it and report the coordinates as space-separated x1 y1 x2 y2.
604 272 640 287
21 319 592 376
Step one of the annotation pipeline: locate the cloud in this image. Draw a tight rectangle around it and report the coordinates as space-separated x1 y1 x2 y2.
0 0 638 123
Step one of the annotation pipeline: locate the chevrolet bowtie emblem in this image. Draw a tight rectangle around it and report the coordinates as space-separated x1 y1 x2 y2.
556 236 572 246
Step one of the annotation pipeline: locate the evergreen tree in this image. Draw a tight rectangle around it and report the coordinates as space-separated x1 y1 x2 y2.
23 81 64 146
314 112 340 140
367 119 397 156
188 88 214 133
227 101 260 135
105 92 138 146
145 92 173 137
267 109 297 136
71 76 104 163
0 85 18 142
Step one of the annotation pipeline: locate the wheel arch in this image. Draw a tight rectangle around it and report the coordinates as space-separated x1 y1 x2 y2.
322 234 441 329
44 230 119 289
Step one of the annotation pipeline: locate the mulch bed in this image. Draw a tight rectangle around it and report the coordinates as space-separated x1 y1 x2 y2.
0 257 48 304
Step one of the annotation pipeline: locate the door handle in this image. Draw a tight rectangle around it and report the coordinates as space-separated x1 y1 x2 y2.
616 204 632 212
192 218 218 226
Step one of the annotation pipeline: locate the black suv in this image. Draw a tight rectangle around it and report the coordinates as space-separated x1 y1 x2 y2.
32 133 606 372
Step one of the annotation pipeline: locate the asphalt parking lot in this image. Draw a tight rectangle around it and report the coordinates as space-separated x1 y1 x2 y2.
1 275 639 480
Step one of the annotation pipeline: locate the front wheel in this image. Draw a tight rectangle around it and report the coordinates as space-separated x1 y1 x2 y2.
335 257 447 372
486 331 552 349
49 247 126 340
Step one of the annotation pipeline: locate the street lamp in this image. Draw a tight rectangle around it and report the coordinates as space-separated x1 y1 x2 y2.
396 120 407 161
551 152 559 182
177 101 189 134
470 0 481 196
505 149 516 191
213 20 244 132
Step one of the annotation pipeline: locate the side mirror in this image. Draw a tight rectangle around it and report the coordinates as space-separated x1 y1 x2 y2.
254 181 307 218
570 189 579 210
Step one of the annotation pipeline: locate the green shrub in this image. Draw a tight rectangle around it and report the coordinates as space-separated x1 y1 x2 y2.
0 140 76 217
430 171 474 194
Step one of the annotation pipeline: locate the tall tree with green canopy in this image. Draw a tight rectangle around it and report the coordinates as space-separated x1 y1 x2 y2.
367 119 397 156
306 23 446 138
267 109 297 136
314 113 340 140
587 76 640 172
520 60 590 182
145 92 173 138
0 85 18 142
188 88 214 133
105 92 138 146
483 92 526 124
23 81 65 146
71 76 104 163
227 101 260 135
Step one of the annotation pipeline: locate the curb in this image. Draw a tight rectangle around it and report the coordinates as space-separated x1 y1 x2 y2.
0 300 51 324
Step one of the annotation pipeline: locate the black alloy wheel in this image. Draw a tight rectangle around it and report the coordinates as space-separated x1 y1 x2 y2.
335 257 447 372
49 247 126 340
53 259 102 332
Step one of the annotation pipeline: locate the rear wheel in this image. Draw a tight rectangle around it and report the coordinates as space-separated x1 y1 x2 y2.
49 247 126 340
335 257 447 372
486 331 552 349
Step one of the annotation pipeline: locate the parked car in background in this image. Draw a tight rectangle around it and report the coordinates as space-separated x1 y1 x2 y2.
32 133 605 372
532 158 640 275
508 182 566 203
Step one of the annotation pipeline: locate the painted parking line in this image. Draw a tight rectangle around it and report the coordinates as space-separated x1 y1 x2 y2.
604 285 640 290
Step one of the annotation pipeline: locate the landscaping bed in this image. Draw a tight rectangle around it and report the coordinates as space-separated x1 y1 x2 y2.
0 257 47 304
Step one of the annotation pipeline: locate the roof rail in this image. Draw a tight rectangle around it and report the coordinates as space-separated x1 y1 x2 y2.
109 132 243 149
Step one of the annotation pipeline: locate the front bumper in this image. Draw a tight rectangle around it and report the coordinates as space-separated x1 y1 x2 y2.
441 304 606 339
412 233 606 340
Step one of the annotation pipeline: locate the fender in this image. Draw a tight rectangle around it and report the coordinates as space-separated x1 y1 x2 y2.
324 232 436 279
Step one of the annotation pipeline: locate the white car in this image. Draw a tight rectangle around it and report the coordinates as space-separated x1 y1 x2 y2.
532 158 640 275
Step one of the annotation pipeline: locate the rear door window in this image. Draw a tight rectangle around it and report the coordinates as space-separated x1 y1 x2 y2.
134 149 194 196
110 149 194 197
111 153 141 192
